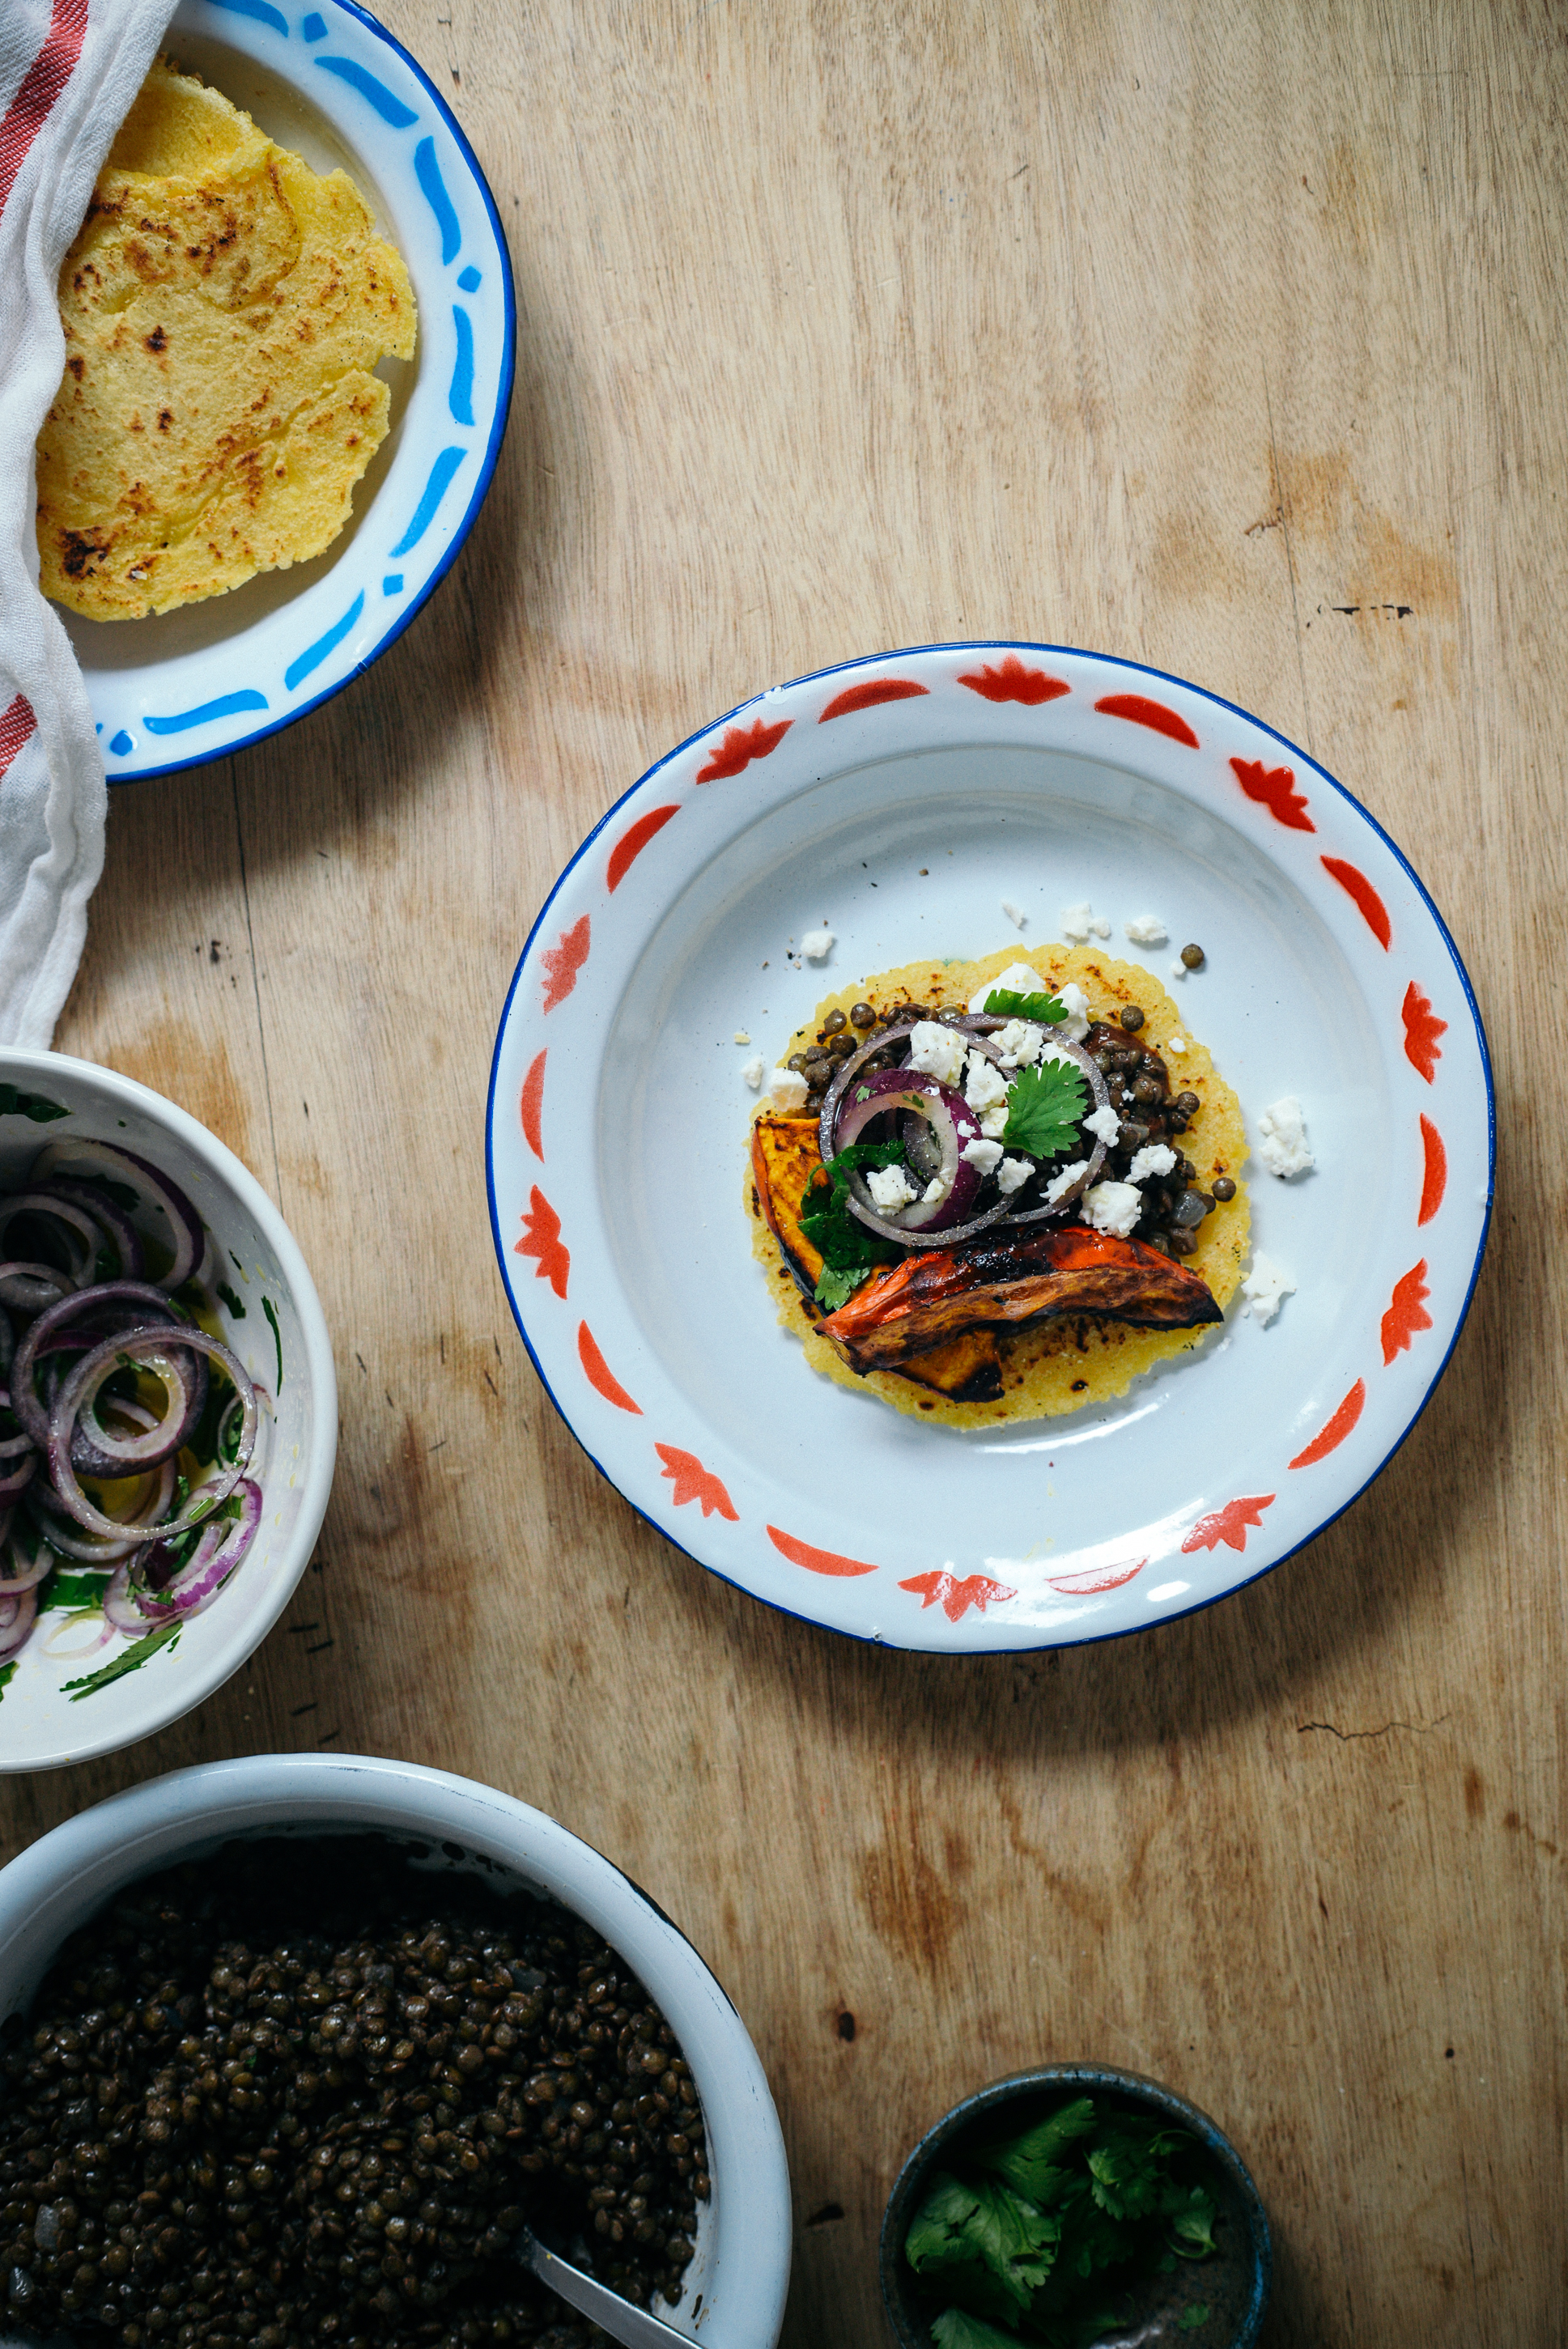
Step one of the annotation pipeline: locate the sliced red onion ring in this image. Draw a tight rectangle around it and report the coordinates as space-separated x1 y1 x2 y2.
0 1260 74 1318
26 1460 175 1561
0 1529 51 1595
47 1326 257 1541
0 1194 104 1291
28 1140 204 1293
9 1281 181 1451
42 1608 113 1661
0 1446 36 1502
66 1344 208 1476
31 1178 145 1281
818 1017 1008 1164
104 1557 152 1632
834 1071 988 1235
0 1583 37 1659
134 1480 261 1621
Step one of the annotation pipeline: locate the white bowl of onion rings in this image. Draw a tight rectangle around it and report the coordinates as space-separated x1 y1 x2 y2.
0 1050 335 1771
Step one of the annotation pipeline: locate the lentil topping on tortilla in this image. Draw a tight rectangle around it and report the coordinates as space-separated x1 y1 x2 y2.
747 942 1249 1427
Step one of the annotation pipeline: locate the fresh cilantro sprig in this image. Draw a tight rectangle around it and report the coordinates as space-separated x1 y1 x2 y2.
798 1141 904 1309
1001 1060 1088 1162
904 2095 1222 2347
983 988 1069 1025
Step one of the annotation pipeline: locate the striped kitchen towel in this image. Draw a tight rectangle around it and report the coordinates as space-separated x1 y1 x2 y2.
0 0 175 1048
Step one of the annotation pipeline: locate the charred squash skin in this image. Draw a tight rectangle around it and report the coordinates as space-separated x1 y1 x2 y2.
750 1117 1005 1400
818 1223 1223 1374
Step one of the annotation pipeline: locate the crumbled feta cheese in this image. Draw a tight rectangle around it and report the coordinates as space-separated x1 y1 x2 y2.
867 1163 918 1211
1241 1251 1295 1325
733 1030 752 1045
922 1177 945 1203
963 1051 1011 1113
1061 900 1111 943
907 1019 967 1086
1256 1095 1315 1179
1083 1102 1122 1146
1054 980 1090 1042
996 1156 1034 1196
742 1054 764 1090
979 1102 1010 1139
1127 1142 1177 1183
1082 1180 1143 1238
1124 914 1168 946
1044 1158 1090 1204
1169 958 1188 981
800 928 835 962
1166 1034 1187 1054
769 1067 809 1111
961 1138 1004 1175
1001 898 1026 928
967 961 1045 1013
995 1017 1045 1068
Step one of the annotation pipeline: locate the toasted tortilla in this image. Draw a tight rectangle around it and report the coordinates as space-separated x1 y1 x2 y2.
746 941 1250 1426
36 57 416 619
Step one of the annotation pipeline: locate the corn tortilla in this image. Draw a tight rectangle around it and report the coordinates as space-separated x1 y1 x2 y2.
36 58 416 620
747 942 1250 1428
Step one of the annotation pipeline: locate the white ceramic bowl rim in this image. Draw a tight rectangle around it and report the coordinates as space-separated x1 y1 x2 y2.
486 638 1494 1654
0 1048 338 1769
0 1752 792 2349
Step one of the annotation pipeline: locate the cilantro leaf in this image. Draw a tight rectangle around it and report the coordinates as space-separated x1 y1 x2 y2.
983 988 1068 1025
798 1141 905 1273
1167 2185 1219 2259
907 2173 1057 2314
63 1621 180 1699
814 1264 872 1312
0 1082 69 1123
0 1660 16 1702
906 2171 982 2269
931 2313 1022 2349
1000 1060 1088 1162
975 2097 1098 2202
1087 2130 1165 2221
1179 2307 1211 2333
38 1569 109 1614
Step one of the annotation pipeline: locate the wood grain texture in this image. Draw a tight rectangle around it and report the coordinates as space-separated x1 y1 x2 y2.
8 1 1566 2341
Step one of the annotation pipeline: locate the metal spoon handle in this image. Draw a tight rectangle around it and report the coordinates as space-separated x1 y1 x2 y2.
523 2233 696 2347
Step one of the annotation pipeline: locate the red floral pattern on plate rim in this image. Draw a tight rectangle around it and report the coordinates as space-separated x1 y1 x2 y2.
499 652 1485 1642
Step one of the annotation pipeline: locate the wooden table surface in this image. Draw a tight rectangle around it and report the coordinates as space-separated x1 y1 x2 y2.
6 2 1564 2340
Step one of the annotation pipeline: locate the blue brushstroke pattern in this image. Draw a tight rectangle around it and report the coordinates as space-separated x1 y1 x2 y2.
383 573 404 595
108 729 133 757
144 691 268 735
448 305 475 425
302 11 327 36
457 264 481 291
315 57 418 127
414 136 461 263
284 589 366 690
389 447 467 556
208 0 288 32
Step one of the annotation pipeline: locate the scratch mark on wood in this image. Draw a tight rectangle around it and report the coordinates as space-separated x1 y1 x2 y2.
1298 1714 1451 1740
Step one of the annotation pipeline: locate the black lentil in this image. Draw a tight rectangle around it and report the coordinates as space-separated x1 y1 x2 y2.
1173 1093 1200 1120
1212 1176 1236 1203
821 1009 846 1036
1179 943 1205 970
0 1838 707 2349
848 1003 876 1030
1118 1005 1145 1032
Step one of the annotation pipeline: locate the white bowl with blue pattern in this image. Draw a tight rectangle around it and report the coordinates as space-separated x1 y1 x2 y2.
62 0 515 784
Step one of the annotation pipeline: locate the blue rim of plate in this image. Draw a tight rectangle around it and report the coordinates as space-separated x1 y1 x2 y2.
94 0 516 784
486 639 1495 1651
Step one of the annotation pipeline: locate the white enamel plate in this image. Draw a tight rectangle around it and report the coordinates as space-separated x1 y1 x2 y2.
487 646 1493 1653
66 0 514 783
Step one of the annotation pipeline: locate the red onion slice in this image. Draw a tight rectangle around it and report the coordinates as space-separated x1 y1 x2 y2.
0 1261 74 1318
32 1178 145 1281
27 1140 205 1293
0 1194 104 1291
833 1071 986 1234
47 1326 257 1542
26 1462 174 1561
0 1448 36 1502
134 1478 262 1621
70 1347 207 1475
0 1529 51 1595
0 1584 37 1659
104 1557 152 1632
42 1608 113 1662
9 1281 181 1451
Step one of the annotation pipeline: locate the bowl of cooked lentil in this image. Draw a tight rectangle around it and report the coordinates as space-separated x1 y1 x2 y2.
0 1751 792 2349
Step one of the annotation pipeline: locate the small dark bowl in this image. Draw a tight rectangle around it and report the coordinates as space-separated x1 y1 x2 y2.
879 2063 1271 2349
